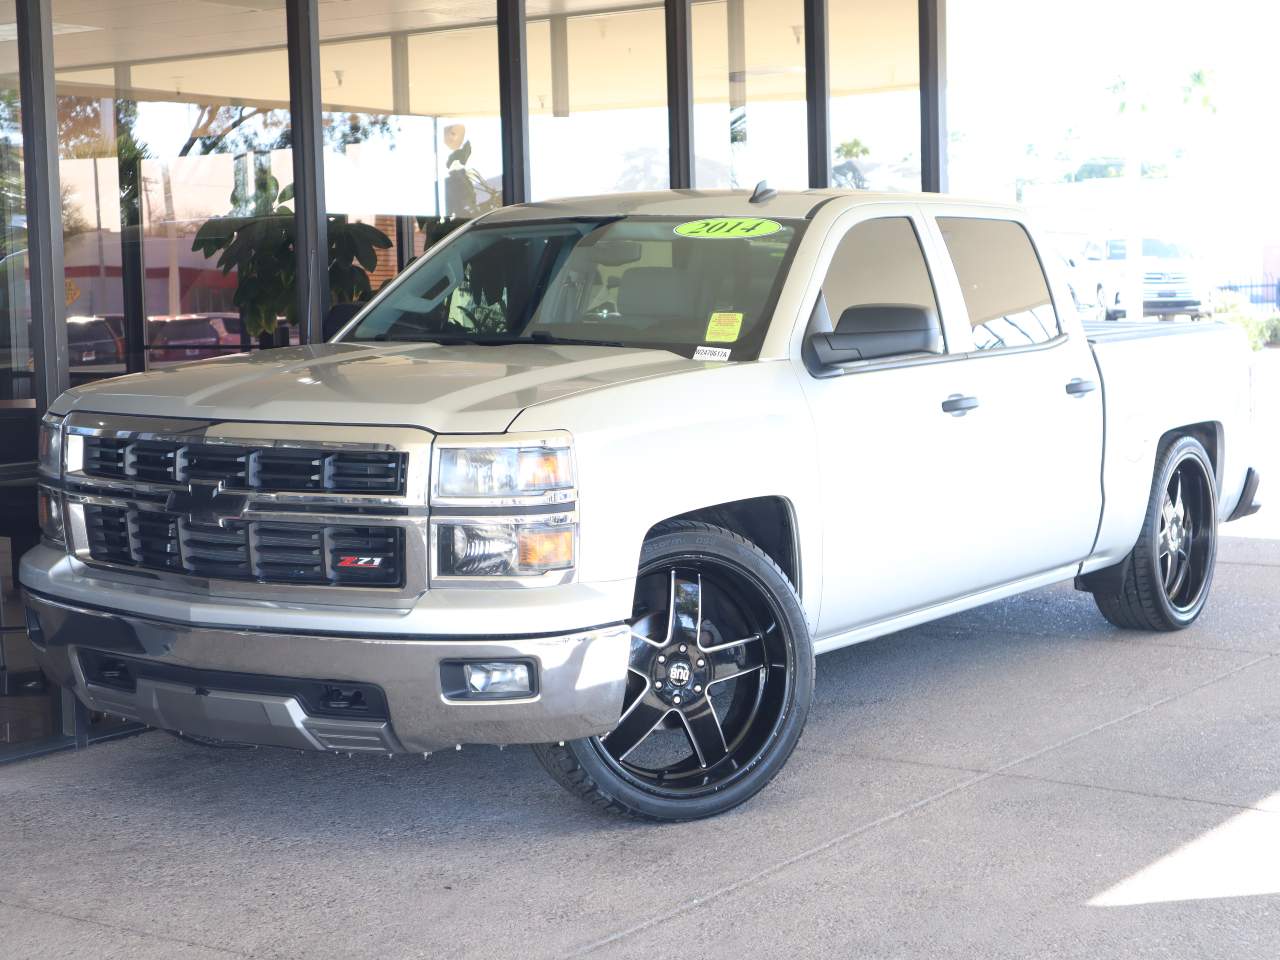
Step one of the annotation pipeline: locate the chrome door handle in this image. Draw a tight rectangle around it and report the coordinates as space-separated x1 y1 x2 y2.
1065 378 1097 397
941 394 979 416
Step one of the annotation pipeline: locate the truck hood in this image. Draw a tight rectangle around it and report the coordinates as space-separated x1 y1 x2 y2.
55 342 701 433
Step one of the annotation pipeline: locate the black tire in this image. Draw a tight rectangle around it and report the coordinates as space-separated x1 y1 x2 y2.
1091 435 1218 631
533 521 814 821
1100 287 1118 321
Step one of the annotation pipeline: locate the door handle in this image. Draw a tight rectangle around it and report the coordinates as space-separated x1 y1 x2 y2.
1065 378 1097 397
941 394 979 416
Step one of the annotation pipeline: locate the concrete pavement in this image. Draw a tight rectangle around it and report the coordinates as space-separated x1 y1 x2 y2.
2 535 1278 959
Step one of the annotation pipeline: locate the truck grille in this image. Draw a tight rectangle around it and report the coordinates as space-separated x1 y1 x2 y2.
82 437 406 495
83 504 404 587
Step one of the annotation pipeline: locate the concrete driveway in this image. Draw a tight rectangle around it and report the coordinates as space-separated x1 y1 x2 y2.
3 535 1278 960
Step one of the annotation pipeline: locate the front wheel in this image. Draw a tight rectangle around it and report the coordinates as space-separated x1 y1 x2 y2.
1091 435 1218 630
533 521 814 821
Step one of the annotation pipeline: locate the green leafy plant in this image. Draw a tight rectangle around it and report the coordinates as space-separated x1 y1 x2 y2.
1213 290 1275 352
192 174 391 338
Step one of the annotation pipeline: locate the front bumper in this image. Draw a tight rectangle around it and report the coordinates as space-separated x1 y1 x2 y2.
24 590 630 754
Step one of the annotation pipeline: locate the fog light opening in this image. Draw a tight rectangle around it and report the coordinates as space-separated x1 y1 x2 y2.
465 661 530 695
441 660 537 701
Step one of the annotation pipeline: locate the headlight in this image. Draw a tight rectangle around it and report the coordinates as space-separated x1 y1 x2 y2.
430 434 578 583
433 518 576 579
37 487 64 545
432 436 574 505
37 413 63 479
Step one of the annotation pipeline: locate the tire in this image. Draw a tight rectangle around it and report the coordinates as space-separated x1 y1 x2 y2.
1100 287 1118 322
1091 435 1218 631
532 521 814 821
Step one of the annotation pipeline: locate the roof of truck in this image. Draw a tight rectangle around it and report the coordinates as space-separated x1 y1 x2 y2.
482 189 1022 223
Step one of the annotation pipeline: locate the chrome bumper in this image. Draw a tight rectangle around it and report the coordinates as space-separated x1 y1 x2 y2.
24 591 630 754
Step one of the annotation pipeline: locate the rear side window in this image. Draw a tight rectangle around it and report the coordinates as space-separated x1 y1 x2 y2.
938 217 1059 351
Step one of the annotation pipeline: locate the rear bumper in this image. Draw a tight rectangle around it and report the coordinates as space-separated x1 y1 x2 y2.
23 590 630 754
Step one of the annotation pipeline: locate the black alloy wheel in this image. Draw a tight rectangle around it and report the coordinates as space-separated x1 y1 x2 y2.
533 521 813 820
1156 456 1214 613
1092 435 1218 631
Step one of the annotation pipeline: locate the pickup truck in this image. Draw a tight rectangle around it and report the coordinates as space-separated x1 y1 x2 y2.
1092 237 1211 321
22 190 1262 821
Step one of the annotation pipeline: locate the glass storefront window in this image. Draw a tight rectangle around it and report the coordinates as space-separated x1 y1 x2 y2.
527 1 669 199
691 0 807 190
52 1 295 370
319 10 504 291
828 0 921 192
0 28 30 402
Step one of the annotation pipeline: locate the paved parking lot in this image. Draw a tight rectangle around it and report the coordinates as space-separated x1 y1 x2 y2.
3 535 1278 959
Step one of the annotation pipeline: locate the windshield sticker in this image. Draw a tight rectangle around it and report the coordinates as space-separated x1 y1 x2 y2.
694 345 732 362
674 217 782 239
705 312 744 343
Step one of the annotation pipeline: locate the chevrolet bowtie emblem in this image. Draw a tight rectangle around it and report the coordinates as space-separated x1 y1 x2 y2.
165 481 248 525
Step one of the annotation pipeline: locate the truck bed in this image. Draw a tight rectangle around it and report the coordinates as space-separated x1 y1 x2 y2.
1082 318 1227 344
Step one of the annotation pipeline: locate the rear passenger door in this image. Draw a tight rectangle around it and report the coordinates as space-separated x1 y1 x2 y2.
928 214 1104 587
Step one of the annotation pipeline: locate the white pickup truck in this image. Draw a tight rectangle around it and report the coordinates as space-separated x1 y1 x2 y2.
22 190 1262 821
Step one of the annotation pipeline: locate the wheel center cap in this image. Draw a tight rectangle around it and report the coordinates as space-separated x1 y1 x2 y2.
667 660 692 687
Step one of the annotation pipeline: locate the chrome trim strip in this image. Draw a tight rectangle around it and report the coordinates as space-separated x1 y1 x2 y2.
63 412 432 506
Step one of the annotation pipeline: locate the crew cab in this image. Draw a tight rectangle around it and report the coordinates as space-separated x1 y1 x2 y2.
22 191 1262 821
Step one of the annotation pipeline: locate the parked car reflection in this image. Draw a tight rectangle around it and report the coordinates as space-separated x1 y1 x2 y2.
149 314 245 363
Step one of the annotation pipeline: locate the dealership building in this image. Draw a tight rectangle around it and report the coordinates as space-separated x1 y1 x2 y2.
0 0 942 758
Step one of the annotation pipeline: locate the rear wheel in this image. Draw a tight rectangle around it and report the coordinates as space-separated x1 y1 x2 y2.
533 521 813 821
1091 435 1218 630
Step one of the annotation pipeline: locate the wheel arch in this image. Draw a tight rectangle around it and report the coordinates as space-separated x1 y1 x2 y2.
1078 422 1221 594
1158 420 1222 484
644 495 802 597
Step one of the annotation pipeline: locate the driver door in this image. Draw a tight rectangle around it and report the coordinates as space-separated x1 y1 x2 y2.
794 209 989 638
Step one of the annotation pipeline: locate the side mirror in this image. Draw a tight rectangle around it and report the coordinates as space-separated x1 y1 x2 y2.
323 302 363 341
803 305 942 377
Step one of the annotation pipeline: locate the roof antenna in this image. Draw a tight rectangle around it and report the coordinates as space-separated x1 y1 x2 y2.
749 179 777 204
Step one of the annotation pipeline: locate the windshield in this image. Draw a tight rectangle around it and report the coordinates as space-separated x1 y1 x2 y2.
341 216 804 360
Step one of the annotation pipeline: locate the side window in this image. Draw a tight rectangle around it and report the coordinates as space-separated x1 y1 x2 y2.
938 217 1060 352
816 217 943 361
823 217 940 323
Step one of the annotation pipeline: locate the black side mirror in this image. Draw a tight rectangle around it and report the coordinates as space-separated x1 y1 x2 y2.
803 304 942 377
323 302 363 341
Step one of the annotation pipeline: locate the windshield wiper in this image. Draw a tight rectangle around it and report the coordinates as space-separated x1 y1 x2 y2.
524 330 627 348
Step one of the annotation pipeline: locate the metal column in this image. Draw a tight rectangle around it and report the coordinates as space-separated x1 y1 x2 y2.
15 0 68 412
919 0 947 193
665 0 694 189
286 0 330 342
497 0 530 205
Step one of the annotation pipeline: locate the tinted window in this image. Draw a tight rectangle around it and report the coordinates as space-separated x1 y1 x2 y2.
153 320 218 342
939 217 1059 351
821 217 940 329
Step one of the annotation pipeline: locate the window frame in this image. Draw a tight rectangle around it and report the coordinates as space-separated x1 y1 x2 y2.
786 202 972 377
922 210 1069 359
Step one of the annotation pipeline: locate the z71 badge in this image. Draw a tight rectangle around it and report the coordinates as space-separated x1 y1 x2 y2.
336 556 385 568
